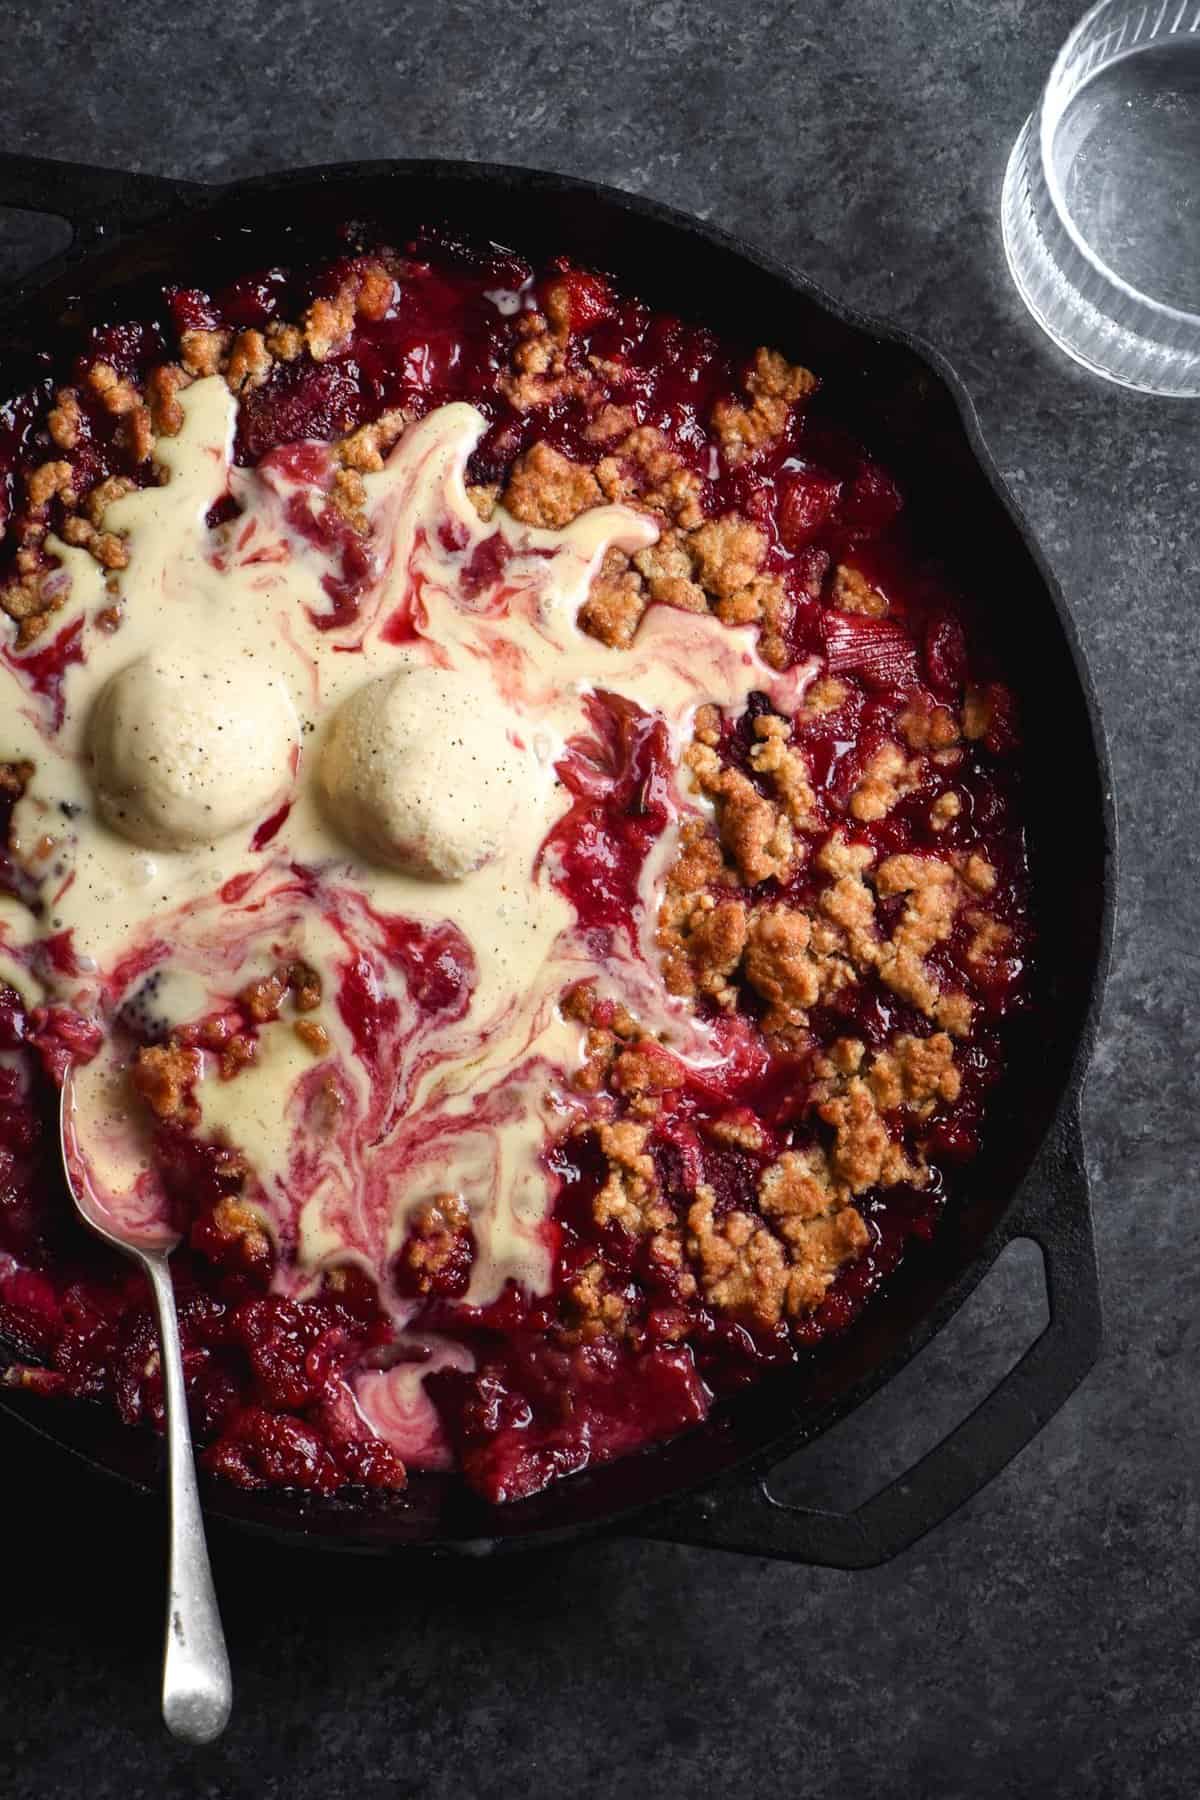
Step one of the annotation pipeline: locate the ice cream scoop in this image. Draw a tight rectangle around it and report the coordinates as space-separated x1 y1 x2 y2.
317 666 529 880
87 651 299 850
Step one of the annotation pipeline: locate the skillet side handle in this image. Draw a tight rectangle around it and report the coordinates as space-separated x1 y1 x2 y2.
0 154 206 254
636 1110 1101 1568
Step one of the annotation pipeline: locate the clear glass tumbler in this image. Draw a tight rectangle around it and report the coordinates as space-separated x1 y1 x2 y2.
1002 0 1200 396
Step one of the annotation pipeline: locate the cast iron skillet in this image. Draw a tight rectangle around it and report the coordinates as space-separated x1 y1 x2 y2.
0 154 1116 1568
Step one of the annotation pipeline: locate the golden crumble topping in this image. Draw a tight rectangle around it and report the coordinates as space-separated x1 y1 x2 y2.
758 1146 871 1310
930 791 961 831
146 364 189 437
898 692 960 751
337 408 411 474
686 1187 788 1327
962 685 994 740
849 741 924 823
466 482 500 522
659 889 748 1009
563 1258 630 1342
596 425 706 528
130 1042 202 1125
398 1195 471 1295
868 1032 960 1114
965 911 1011 965
750 714 821 831
713 346 817 464
800 675 849 718
265 320 304 362
687 1141 868 1329
685 741 797 884
578 546 648 648
226 329 272 394
180 328 229 378
962 853 998 895
498 312 598 411
330 467 368 533
593 1120 669 1235
688 515 767 599
832 563 888 617
502 442 602 529
46 388 82 450
303 277 359 363
208 1194 270 1269
584 402 638 444
633 528 708 612
743 905 853 1033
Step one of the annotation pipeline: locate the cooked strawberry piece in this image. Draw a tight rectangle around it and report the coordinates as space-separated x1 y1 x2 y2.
823 610 920 689
778 469 841 547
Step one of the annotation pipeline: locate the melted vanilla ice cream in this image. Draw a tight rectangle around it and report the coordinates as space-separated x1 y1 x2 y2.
88 650 299 850
319 666 529 879
0 378 817 1464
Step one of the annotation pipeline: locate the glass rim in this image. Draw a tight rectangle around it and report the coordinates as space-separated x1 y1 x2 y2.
1038 0 1200 331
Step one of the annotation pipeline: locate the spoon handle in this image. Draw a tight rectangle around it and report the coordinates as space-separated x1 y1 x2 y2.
143 1251 233 1744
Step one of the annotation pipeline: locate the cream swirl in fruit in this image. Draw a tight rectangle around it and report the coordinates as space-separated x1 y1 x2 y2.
0 378 816 1462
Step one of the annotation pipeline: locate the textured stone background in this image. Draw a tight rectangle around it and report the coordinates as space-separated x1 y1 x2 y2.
0 2 1196 1795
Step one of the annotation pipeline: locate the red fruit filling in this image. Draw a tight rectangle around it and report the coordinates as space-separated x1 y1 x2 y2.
0 233 1033 1509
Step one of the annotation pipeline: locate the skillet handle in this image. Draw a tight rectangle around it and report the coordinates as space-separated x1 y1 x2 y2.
636 1110 1101 1568
0 153 205 255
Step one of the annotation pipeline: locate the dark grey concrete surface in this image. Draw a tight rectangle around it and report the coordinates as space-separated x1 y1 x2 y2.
0 2 1196 1795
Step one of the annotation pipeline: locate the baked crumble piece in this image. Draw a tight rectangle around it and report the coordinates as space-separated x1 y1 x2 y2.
503 441 602 528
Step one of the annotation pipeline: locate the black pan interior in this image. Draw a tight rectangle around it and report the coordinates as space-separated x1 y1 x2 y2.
0 163 1113 1551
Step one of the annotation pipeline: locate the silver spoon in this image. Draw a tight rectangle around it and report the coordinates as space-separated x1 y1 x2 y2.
60 1076 233 1744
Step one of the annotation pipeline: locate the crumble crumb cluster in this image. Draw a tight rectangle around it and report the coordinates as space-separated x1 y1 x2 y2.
500 323 813 664
1 259 400 647
129 960 326 1125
